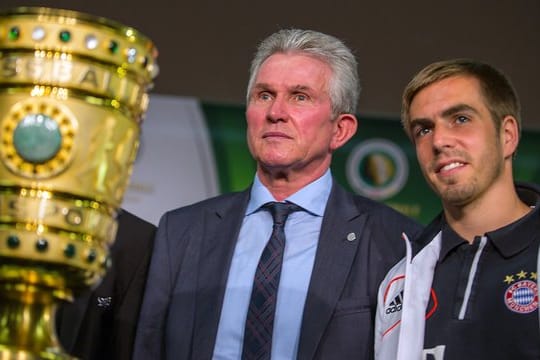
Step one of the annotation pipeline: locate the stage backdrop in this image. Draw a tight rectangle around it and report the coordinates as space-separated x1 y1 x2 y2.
123 94 540 224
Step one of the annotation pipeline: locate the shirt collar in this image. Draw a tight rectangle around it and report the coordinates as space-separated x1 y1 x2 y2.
487 186 539 257
246 169 332 216
439 184 540 260
439 220 468 261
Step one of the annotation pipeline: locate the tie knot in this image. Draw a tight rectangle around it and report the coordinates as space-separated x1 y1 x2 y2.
264 201 302 226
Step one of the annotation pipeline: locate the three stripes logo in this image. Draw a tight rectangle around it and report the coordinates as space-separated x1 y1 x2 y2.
385 290 404 314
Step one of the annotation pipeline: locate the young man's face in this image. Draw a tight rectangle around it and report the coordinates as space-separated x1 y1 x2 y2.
408 75 506 207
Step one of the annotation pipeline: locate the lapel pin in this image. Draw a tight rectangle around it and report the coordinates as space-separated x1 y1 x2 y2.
346 232 356 242
97 296 112 308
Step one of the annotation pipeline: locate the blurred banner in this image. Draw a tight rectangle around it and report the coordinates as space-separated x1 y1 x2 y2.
124 94 540 225
122 95 219 224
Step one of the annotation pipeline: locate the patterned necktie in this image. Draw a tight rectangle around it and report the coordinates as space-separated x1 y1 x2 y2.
242 201 302 360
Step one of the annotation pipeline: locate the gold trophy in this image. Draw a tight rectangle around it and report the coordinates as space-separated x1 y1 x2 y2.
0 7 158 358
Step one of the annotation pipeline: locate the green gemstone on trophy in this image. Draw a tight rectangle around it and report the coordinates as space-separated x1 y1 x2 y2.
109 40 119 54
13 114 62 164
36 238 49 252
7 235 20 249
8 26 20 40
59 30 71 42
64 243 76 258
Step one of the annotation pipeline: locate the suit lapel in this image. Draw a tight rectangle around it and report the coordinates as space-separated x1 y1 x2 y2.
191 191 250 359
297 184 367 359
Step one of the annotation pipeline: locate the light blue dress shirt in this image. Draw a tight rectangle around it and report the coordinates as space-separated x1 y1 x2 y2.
212 170 333 360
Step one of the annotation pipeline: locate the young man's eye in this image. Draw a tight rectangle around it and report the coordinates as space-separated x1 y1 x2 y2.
418 128 431 137
412 125 431 138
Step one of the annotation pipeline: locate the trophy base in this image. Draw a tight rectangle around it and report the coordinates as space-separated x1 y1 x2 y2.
0 347 75 360
0 283 76 360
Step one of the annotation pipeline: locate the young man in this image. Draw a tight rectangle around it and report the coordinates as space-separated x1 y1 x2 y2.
134 29 421 359
375 59 540 359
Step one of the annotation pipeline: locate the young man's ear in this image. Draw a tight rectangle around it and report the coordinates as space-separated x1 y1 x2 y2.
500 115 520 158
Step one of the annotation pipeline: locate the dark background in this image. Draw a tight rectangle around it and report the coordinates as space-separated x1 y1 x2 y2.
3 0 539 130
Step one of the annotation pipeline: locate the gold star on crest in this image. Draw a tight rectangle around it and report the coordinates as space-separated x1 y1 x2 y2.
516 270 527 279
504 275 515 284
531 272 538 280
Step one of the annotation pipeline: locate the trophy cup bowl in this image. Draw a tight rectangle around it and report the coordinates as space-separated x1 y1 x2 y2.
0 7 158 358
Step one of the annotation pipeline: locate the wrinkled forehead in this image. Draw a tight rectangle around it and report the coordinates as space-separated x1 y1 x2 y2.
254 53 333 89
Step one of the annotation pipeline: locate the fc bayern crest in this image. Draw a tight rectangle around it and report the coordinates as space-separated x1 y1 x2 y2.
504 280 538 314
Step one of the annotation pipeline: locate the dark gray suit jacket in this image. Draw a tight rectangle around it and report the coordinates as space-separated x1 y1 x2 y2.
57 210 156 360
134 182 422 359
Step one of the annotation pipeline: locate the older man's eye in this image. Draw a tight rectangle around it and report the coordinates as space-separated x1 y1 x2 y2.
257 92 272 101
455 115 470 124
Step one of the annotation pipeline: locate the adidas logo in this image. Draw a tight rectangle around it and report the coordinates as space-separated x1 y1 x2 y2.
385 290 403 314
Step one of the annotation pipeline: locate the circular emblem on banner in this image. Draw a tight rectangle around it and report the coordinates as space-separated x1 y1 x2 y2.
0 99 77 179
504 280 538 314
346 138 408 199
